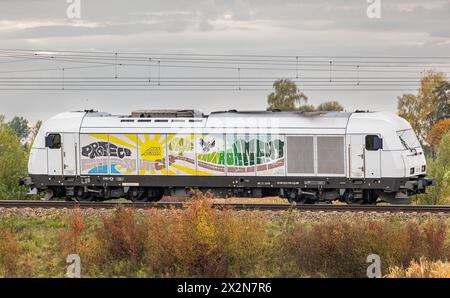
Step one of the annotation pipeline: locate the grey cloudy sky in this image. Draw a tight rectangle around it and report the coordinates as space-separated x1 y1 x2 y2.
1 0 450 123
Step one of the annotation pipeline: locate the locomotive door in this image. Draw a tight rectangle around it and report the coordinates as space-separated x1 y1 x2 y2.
348 135 365 178
62 133 78 176
46 133 63 175
348 134 381 179
363 135 381 178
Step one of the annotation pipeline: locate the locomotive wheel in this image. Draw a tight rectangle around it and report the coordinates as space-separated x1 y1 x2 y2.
343 190 363 205
130 193 163 202
147 188 164 202
288 195 313 204
130 194 149 202
77 193 95 202
295 198 313 204
362 190 380 205
74 187 96 202
345 198 363 205
129 188 148 202
128 187 164 202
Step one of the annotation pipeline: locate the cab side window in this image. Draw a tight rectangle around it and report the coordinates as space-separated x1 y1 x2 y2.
45 134 61 149
365 135 382 151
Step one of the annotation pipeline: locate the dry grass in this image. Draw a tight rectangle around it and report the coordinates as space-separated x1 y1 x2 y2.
58 208 104 274
59 208 85 255
276 219 450 277
387 258 450 278
0 230 20 276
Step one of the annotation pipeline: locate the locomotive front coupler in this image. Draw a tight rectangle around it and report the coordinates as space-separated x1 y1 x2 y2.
19 177 38 195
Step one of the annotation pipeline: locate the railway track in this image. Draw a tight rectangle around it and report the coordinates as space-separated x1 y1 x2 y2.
0 200 450 213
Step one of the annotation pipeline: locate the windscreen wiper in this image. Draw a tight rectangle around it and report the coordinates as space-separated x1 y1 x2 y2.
399 135 412 151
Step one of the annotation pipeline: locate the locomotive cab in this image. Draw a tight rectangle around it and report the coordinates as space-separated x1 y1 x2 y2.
26 111 86 198
345 112 432 203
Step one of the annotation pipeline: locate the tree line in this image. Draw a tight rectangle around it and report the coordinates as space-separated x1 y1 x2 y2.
266 79 344 112
0 117 32 199
396 70 450 204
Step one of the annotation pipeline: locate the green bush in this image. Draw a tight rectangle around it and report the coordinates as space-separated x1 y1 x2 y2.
0 122 28 199
417 132 450 204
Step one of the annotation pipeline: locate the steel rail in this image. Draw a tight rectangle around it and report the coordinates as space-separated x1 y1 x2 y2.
0 200 450 213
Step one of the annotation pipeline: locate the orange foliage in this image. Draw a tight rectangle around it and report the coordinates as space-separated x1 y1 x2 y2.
427 119 450 151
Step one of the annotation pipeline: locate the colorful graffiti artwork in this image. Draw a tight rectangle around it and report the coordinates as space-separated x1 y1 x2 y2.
167 134 196 175
79 133 285 176
80 134 138 175
108 134 137 175
80 134 109 174
226 134 256 176
196 134 225 175
138 134 167 175
196 134 284 176
256 134 285 176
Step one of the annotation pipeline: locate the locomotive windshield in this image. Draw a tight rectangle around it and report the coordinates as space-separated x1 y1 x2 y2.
396 129 420 150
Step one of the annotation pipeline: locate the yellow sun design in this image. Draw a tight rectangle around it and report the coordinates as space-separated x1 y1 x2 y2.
138 134 166 161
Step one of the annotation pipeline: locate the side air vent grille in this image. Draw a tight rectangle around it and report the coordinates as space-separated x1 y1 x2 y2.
131 109 203 118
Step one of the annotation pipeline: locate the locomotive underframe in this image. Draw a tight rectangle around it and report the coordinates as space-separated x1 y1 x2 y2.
27 174 431 204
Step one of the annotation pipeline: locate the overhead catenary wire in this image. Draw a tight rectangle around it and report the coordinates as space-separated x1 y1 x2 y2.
3 48 450 59
0 49 449 91
0 88 425 91
2 50 450 67
1 50 450 71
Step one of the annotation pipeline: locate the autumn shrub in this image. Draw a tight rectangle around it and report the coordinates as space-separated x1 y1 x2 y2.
423 220 448 260
52 201 449 277
59 208 85 255
277 219 449 277
59 206 155 276
276 221 374 277
95 206 147 270
0 229 21 276
144 199 268 277
58 208 106 276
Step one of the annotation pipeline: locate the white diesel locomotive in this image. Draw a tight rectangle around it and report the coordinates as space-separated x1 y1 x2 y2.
22 109 432 204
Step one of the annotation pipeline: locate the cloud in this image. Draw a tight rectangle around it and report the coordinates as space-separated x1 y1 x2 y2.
0 0 450 122
394 0 448 12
